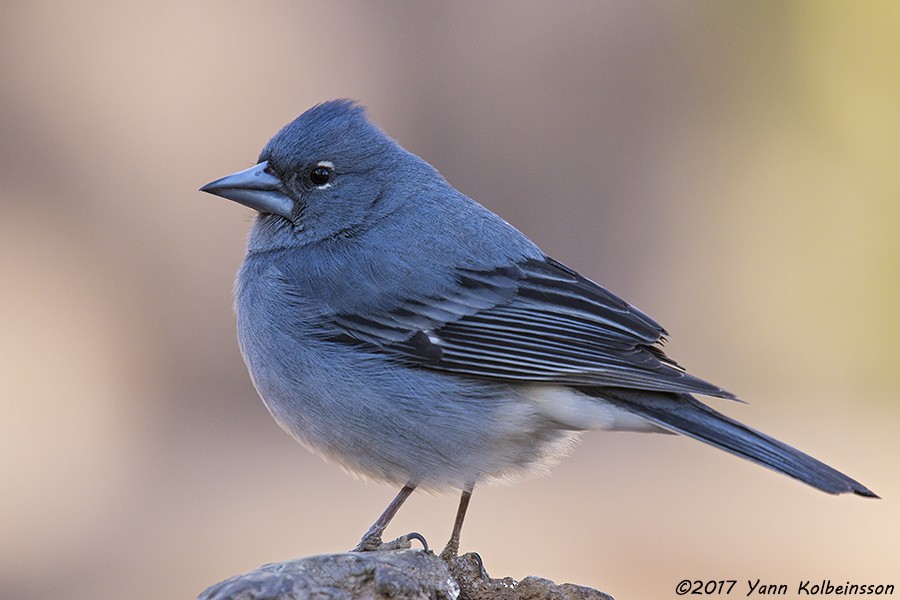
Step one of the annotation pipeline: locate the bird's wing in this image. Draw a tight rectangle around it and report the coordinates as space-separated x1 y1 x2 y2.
329 256 735 399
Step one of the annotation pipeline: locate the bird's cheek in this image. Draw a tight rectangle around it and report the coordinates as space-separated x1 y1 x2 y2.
288 196 306 224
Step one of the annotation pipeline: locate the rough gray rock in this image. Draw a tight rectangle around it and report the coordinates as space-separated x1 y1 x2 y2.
197 549 613 600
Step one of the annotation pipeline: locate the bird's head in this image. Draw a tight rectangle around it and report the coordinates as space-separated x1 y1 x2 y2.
201 99 427 251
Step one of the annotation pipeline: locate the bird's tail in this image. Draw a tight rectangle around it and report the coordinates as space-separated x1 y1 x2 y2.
596 388 877 497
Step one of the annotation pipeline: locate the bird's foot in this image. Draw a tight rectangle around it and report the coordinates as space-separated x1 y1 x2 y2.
442 551 491 584
351 531 383 552
352 531 429 553
439 539 459 561
399 532 430 552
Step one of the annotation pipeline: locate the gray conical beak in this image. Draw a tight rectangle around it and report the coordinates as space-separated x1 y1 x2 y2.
200 161 293 219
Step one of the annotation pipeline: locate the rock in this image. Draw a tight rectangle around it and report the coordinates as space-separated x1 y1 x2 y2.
197 549 613 600
446 553 613 600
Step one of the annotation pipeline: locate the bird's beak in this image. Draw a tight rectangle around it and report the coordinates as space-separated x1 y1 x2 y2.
200 161 293 219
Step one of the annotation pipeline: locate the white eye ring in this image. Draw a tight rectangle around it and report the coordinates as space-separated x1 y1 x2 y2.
309 161 335 189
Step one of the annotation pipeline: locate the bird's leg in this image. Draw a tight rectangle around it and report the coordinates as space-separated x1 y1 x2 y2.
440 485 473 559
352 483 416 552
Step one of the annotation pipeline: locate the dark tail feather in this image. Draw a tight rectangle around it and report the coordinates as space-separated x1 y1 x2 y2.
599 389 878 498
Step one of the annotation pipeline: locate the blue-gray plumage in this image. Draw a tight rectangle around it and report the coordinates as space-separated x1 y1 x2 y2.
201 99 876 556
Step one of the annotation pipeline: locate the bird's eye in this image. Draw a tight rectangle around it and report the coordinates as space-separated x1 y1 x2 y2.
309 164 333 187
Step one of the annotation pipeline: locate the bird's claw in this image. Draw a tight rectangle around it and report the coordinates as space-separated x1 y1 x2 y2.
352 531 429 553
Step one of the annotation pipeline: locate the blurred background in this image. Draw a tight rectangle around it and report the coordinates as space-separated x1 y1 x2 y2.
2 1 898 598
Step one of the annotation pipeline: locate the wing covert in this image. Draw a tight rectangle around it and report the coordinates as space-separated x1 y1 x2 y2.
330 257 734 399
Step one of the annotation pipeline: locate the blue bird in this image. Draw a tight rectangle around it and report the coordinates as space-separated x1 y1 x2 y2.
201 100 876 557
